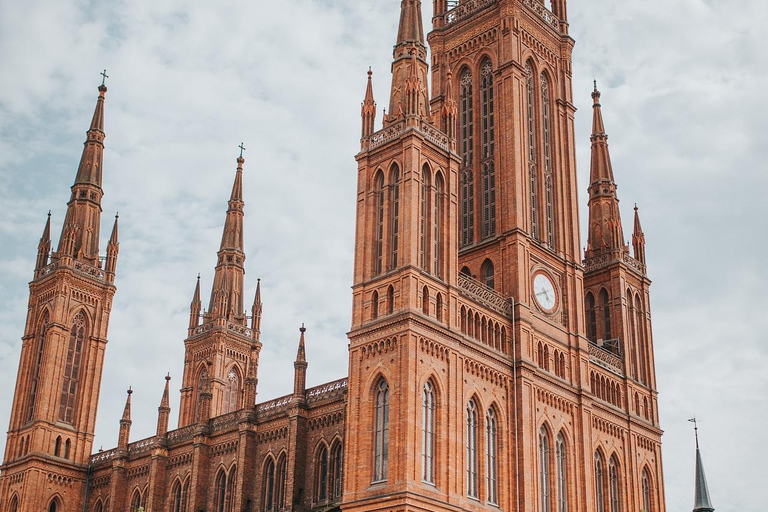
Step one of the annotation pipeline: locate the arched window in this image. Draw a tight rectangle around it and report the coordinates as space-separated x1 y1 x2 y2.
526 62 539 241
486 408 498 504
196 366 209 422
460 266 471 276
594 452 605 512
537 342 545 369
374 171 385 275
556 434 567 512
171 479 186 512
263 458 275 511
541 73 555 248
599 289 612 341
422 381 435 483
130 489 142 512
539 427 551 512
317 445 329 501
635 295 647 384
608 456 620 512
390 164 401 270
64 439 71 459
28 311 49 421
481 259 495 289
329 443 343 500
94 499 103 512
373 379 390 481
480 59 496 239
214 470 227 512
49 499 59 512
421 166 431 270
54 436 61 457
59 311 86 423
642 469 652 512
436 293 443 323
387 285 394 315
466 399 478 497
224 367 240 413
585 292 597 342
371 291 379 319
459 68 474 247
422 286 430 315
433 173 444 277
275 454 287 509
627 290 638 379
544 345 550 371
9 495 18 512
227 467 237 512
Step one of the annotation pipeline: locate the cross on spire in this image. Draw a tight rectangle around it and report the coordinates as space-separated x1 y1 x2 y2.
239 142 246 158
100 69 109 86
688 415 700 446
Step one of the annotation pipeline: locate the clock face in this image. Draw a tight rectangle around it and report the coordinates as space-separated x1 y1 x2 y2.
533 272 557 312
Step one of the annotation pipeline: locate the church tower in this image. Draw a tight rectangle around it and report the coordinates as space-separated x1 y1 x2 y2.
177 153 262 427
0 80 119 512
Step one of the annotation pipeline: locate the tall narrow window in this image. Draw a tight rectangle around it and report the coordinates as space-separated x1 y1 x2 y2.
64 439 71 459
264 459 275 512
541 73 555 248
196 366 209 422
276 455 287 510
94 500 103 512
556 434 567 512
10 496 18 512
171 480 184 512
214 470 227 512
599 289 612 341
422 286 430 316
609 456 620 512
481 59 496 238
390 165 400 270
594 453 605 512
54 436 61 457
642 469 652 512
635 295 647 384
182 479 190 512
227 468 237 512
374 171 385 275
460 68 474 247
131 490 142 512
421 167 431 270
387 286 394 315
374 379 390 481
436 293 443 323
422 381 435 483
526 62 539 241
224 368 240 413
49 500 58 512
433 174 444 277
481 259 495 289
59 312 86 423
627 290 638 379
585 292 597 342
466 399 478 497
28 312 49 421
539 427 551 512
371 291 379 319
486 408 498 504
317 446 329 500
330 443 343 499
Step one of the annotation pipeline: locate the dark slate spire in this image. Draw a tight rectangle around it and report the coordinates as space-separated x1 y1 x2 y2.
691 419 715 512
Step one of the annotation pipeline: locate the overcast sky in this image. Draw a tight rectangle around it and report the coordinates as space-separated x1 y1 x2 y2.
0 0 766 510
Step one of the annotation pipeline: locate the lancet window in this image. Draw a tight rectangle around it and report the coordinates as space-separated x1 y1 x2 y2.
317 445 329 500
59 312 86 423
609 456 620 512
585 292 597 342
541 73 555 248
422 381 435 483
480 59 496 239
373 379 390 481
374 171 385 275
28 311 49 421
556 434 567 512
390 164 401 270
486 408 498 504
214 470 228 512
433 173 444 277
224 368 240 413
539 427 551 512
526 62 539 241
594 452 605 512
264 459 276 511
329 442 343 499
421 168 430 270
460 68 474 247
466 399 478 497
599 289 612 341
275 454 287 509
642 469 652 512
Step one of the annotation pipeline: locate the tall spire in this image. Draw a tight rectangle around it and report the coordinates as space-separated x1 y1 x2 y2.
632 204 646 265
208 153 247 321
105 213 119 280
190 274 202 329
690 418 715 512
55 80 108 264
250 278 262 339
387 0 429 124
585 82 625 258
35 211 52 273
156 374 171 436
361 68 377 138
441 70 457 144
293 324 308 398
118 387 132 450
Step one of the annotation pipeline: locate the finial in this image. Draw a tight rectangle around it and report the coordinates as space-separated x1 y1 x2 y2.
368 66 372 78
101 69 109 86
127 386 133 395
593 79 597 92
115 212 119 220
239 142 246 158
165 373 171 381
688 416 700 447
47 210 51 217
300 323 306 333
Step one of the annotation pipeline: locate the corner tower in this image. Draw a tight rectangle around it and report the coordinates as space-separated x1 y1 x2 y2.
178 153 262 427
0 80 119 512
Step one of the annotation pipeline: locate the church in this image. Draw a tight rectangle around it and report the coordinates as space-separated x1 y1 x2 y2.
0 1 668 512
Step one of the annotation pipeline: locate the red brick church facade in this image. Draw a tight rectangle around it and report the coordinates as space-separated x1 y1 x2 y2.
0 1 666 512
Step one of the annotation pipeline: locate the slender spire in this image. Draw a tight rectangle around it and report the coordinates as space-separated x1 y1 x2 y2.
105 213 119 279
585 83 625 259
387 0 429 124
250 278 262 339
118 387 132 450
689 418 715 512
396 0 425 47
441 70 457 143
632 204 646 265
293 324 308 398
208 153 247 320
75 83 107 187
361 68 377 138
35 211 52 273
189 274 202 329
156 374 171 436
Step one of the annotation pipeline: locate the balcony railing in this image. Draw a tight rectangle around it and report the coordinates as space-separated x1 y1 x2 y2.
457 273 513 317
588 340 624 376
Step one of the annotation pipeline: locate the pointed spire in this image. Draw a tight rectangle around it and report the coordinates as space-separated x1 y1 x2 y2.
118 387 132 450
361 68 377 138
396 0 425 47
75 82 107 187
293 324 308 398
632 204 647 265
690 419 715 512
387 0 428 124
35 211 52 273
441 70 457 143
105 213 120 278
585 83 625 259
157 374 171 436
250 278 262 339
189 274 202 330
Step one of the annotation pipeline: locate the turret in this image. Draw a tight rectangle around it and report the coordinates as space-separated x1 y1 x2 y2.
361 68 376 138
156 375 171 437
293 325 307 399
189 274 202 330
118 387 132 450
105 213 119 281
386 0 429 126
34 211 52 274
250 278 262 339
633 204 646 266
